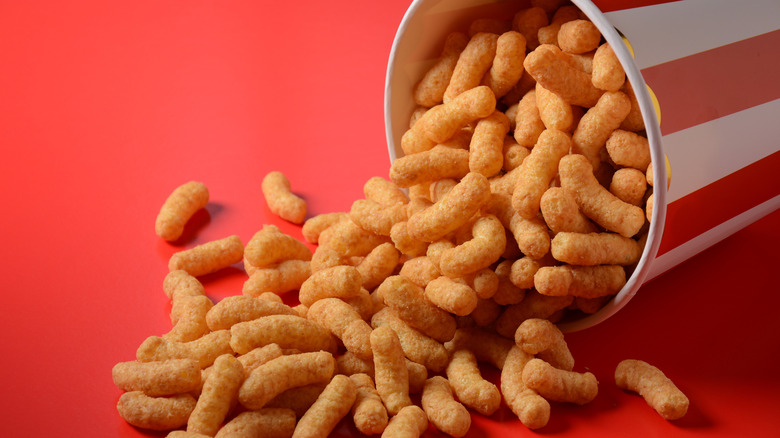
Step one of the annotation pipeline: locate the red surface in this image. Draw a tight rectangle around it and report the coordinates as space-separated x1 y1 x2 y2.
1 1 779 437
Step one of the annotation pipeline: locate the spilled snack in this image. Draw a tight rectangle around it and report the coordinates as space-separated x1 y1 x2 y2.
114 2 681 437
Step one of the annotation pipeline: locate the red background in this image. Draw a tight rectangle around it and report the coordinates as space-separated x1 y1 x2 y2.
1 1 778 437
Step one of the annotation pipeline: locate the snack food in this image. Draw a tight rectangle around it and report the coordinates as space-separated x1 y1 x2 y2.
168 235 244 277
262 171 307 224
615 359 689 420
115 2 674 435
155 181 209 241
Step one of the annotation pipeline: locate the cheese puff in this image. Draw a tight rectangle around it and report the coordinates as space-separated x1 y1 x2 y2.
512 129 571 219
502 136 531 172
398 256 440 287
292 304 309 318
615 359 689 420
646 193 654 223
620 80 645 131
137 330 232 369
215 409 297 438
469 111 510 177
483 31 527 99
167 432 209 438
164 295 213 342
422 86 497 143
515 318 574 371
460 268 499 299
308 246 349 273
298 265 362 307
439 215 506 277
559 154 645 237
237 344 285 376
508 213 551 259
238 351 335 410
495 291 573 338
467 297 502 326
524 44 604 107
500 346 550 429
229 314 336 355
502 68 538 106
356 243 399 290
443 33 498 103
551 231 643 265
469 18 511 36
293 374 357 438
187 354 245 436
350 374 389 435
245 225 311 269
343 287 375 321
371 325 413 415
522 358 598 404
155 181 209 241
573 295 612 314
426 239 455 270
513 89 546 147
446 349 501 416
540 186 599 234
381 405 428 438
407 172 491 243
350 199 408 237
535 265 626 298
410 106 428 128
406 196 433 216
610 168 648 206
301 212 348 244
163 270 205 301
364 176 409 206
512 7 548 50
558 19 601 54
422 376 471 437
606 129 652 171
536 83 574 131
444 327 514 370
414 32 470 107
571 90 632 170
168 235 244 277
308 298 373 360
423 276 477 317
401 126 437 155
371 307 449 373
509 255 553 289
376 275 457 343
265 383 327 418
242 259 312 297
317 219 391 257
336 351 428 395
112 358 201 396
592 43 625 91
390 145 470 188
492 259 526 305
262 171 307 224
430 178 458 203
257 292 283 303
538 5 581 46
206 295 297 331
117 391 196 431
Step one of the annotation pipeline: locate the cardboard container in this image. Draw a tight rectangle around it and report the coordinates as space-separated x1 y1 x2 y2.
384 0 780 331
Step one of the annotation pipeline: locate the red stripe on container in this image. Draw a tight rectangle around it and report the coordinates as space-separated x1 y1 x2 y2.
593 0 680 13
641 29 780 136
657 150 780 256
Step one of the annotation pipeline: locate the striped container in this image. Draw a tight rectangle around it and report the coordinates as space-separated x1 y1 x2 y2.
384 0 780 330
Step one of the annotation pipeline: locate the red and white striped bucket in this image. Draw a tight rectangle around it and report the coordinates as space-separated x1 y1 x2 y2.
384 0 780 330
